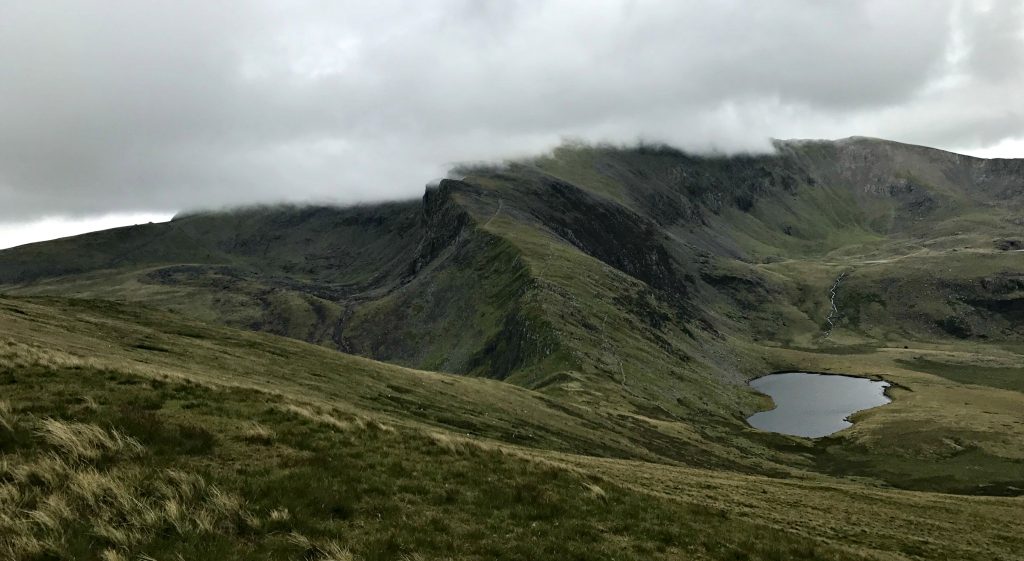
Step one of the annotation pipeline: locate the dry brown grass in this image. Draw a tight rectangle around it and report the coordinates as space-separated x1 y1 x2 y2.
98 549 128 561
37 418 144 462
0 400 14 433
426 430 499 454
280 403 363 432
0 413 266 561
286 532 354 561
240 422 276 445
268 507 291 522
280 403 394 435
0 337 94 371
582 482 607 501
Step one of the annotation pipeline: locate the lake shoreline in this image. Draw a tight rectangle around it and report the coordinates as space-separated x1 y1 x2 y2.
746 371 893 438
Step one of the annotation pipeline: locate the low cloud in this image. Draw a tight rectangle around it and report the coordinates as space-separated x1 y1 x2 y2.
0 0 1021 221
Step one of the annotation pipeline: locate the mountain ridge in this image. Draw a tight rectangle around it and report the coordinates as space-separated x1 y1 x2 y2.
3 137 1022 384
2 136 1023 491
2 136 1023 559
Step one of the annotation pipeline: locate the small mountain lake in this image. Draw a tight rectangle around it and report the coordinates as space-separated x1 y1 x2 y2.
746 372 891 438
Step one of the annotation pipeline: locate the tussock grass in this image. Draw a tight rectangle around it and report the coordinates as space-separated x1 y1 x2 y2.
240 422 275 445
279 403 394 435
582 481 607 501
0 337 93 371
0 400 15 433
287 532 354 561
268 507 291 522
0 410 264 560
99 549 128 561
38 418 144 462
280 403 362 432
79 395 101 412
426 430 469 453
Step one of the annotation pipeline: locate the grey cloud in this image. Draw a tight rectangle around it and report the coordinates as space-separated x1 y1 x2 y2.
0 0 1022 221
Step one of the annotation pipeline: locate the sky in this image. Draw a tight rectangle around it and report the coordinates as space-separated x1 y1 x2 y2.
1 0 1022 248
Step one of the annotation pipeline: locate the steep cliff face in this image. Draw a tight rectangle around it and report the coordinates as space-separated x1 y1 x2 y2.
442 138 1024 389
410 180 472 273
340 181 555 377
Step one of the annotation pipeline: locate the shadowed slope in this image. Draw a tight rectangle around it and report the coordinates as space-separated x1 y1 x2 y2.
0 200 539 376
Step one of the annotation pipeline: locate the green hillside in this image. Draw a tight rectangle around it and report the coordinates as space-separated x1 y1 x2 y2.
1 137 1023 560
2 297 1022 561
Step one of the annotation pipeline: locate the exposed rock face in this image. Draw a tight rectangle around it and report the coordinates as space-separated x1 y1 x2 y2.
412 179 473 273
530 178 686 296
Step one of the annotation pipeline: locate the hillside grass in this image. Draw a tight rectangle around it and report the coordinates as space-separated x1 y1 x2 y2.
758 343 1024 495
894 357 1024 393
2 140 1024 560
2 296 1023 560
0 304 899 561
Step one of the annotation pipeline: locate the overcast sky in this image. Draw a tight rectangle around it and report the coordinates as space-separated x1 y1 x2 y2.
1 0 1023 247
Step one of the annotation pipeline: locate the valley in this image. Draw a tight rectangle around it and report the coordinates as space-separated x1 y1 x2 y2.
1 137 1022 560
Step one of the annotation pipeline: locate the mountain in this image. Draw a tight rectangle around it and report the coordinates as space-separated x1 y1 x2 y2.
1 137 1022 560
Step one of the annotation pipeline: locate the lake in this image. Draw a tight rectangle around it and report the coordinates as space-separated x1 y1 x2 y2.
746 372 891 438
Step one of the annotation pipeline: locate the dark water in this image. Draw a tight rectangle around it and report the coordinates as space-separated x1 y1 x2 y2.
746 372 890 438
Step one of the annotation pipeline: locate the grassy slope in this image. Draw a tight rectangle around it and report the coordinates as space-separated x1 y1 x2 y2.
0 204 425 352
0 201 535 376
2 141 1023 476
1 138 1023 558
447 141 1024 496
896 358 1024 393
3 297 1022 561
